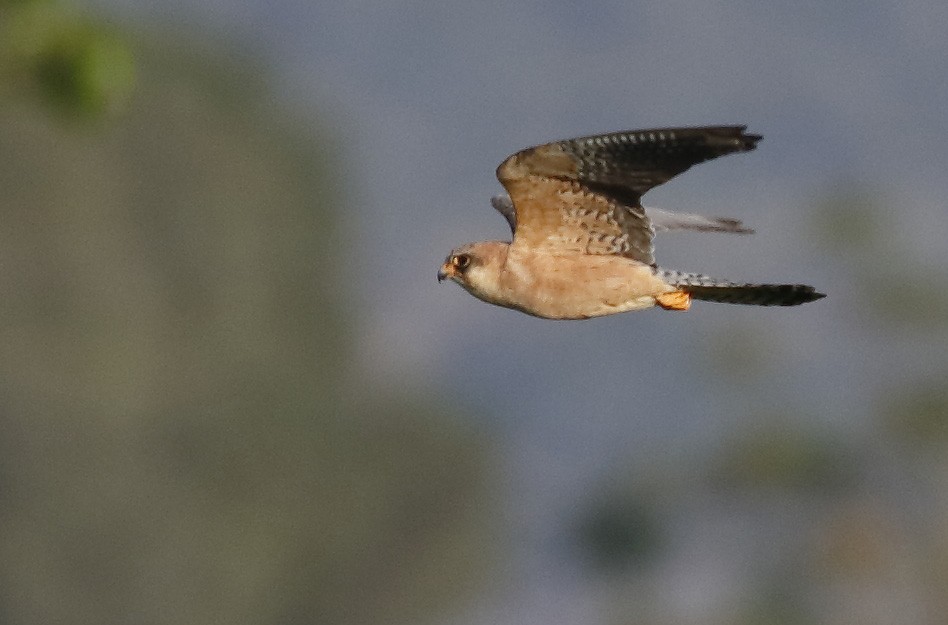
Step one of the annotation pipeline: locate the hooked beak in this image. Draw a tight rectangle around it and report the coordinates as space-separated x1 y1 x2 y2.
437 262 455 283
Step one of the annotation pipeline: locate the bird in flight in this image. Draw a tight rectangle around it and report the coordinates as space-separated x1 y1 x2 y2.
438 126 824 319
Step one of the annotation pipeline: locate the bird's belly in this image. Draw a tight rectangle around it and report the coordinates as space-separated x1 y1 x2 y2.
501 253 672 319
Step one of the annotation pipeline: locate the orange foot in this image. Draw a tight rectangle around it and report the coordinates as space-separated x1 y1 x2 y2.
656 290 691 311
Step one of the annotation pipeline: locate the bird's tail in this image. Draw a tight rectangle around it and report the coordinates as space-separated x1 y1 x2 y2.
656 268 825 307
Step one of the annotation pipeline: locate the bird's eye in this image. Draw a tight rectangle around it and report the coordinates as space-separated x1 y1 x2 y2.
453 254 471 270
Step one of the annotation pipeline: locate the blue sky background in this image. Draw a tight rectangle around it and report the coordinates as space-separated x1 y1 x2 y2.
84 1 948 622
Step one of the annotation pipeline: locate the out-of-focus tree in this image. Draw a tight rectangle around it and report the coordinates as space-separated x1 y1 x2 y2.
0 8 492 625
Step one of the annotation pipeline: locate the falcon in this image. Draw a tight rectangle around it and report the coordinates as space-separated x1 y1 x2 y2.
438 126 824 319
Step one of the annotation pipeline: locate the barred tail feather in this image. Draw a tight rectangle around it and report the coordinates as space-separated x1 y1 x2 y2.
658 269 825 307
685 283 824 306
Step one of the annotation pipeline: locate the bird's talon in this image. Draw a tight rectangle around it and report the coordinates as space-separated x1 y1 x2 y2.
656 290 691 311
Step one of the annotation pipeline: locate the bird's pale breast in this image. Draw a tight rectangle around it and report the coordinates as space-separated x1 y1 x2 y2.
498 247 674 319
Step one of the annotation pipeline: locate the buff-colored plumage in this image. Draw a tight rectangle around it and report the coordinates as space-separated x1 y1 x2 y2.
439 126 824 319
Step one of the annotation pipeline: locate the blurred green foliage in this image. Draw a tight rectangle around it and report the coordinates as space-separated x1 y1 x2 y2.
709 425 856 493
808 185 886 255
575 492 664 573
0 10 492 625
811 186 948 328
1 0 134 117
736 583 809 625
881 379 948 450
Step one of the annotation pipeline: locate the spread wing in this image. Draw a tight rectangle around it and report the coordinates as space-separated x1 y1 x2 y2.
495 126 761 264
491 195 754 235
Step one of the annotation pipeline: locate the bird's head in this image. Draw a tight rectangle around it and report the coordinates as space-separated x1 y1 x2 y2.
437 241 510 303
